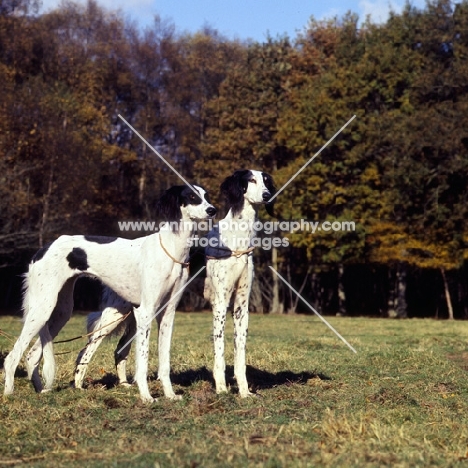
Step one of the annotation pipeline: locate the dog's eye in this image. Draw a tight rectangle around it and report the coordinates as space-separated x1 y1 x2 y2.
250 179 257 184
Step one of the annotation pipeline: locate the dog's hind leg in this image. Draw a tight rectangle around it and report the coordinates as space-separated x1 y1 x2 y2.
39 325 56 392
74 306 129 388
114 313 136 387
25 337 45 392
26 278 77 392
4 287 61 395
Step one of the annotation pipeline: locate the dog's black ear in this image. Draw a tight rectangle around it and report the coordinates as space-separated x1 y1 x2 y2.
262 172 276 217
220 170 251 216
155 186 184 223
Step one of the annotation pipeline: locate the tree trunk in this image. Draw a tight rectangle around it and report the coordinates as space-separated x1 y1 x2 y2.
441 268 454 320
286 265 312 314
269 246 283 313
138 163 146 207
249 277 264 314
387 268 396 318
139 117 149 210
337 264 346 316
395 264 408 318
39 164 54 248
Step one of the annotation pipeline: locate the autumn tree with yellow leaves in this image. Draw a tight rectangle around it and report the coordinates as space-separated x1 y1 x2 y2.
1 0 468 318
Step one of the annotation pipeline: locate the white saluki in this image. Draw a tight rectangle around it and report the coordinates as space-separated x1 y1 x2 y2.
204 170 275 397
3 185 216 403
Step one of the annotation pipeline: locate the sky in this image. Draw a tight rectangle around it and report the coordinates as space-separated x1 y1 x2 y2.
39 0 428 42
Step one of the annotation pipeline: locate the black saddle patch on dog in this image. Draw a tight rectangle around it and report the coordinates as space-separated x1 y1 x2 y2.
84 235 118 244
67 248 89 271
31 243 51 263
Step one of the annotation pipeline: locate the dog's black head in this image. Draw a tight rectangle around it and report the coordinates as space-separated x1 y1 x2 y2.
220 170 276 217
261 172 276 217
155 185 216 228
220 170 251 216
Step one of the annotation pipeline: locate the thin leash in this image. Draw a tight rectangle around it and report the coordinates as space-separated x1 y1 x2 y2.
53 310 132 345
0 328 15 345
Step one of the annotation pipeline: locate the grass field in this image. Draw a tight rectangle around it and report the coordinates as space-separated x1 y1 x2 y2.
2 312 468 467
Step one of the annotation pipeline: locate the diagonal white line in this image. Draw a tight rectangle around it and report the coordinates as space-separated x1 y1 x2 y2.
118 114 198 195
116 266 206 354
268 115 357 203
269 266 357 354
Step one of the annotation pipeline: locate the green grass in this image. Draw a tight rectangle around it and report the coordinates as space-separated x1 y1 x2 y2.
2 313 468 467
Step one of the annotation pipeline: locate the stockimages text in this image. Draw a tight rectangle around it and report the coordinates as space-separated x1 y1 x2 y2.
118 219 356 251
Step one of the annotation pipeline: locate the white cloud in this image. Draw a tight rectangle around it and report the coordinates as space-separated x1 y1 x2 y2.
358 0 427 24
358 0 401 24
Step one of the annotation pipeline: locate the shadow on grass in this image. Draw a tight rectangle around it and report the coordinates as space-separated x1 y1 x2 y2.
245 366 331 392
88 365 330 393
154 365 328 391
169 365 330 391
1 349 329 394
85 373 121 389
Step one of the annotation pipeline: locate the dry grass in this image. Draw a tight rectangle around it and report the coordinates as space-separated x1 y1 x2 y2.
2 313 468 466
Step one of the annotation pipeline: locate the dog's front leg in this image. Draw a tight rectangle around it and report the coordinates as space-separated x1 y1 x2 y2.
157 304 181 400
209 261 232 395
233 262 254 397
212 299 229 394
233 303 252 397
133 306 155 403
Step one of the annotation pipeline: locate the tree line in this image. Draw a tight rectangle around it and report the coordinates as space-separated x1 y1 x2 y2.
1 0 467 318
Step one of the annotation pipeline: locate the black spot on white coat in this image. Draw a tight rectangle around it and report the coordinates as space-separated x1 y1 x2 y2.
66 248 89 271
84 235 118 244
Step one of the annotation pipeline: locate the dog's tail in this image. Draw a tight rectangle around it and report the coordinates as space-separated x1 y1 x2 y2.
21 272 30 321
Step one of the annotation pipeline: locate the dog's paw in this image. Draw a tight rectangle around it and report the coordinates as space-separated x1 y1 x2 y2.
167 394 183 401
140 395 158 404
